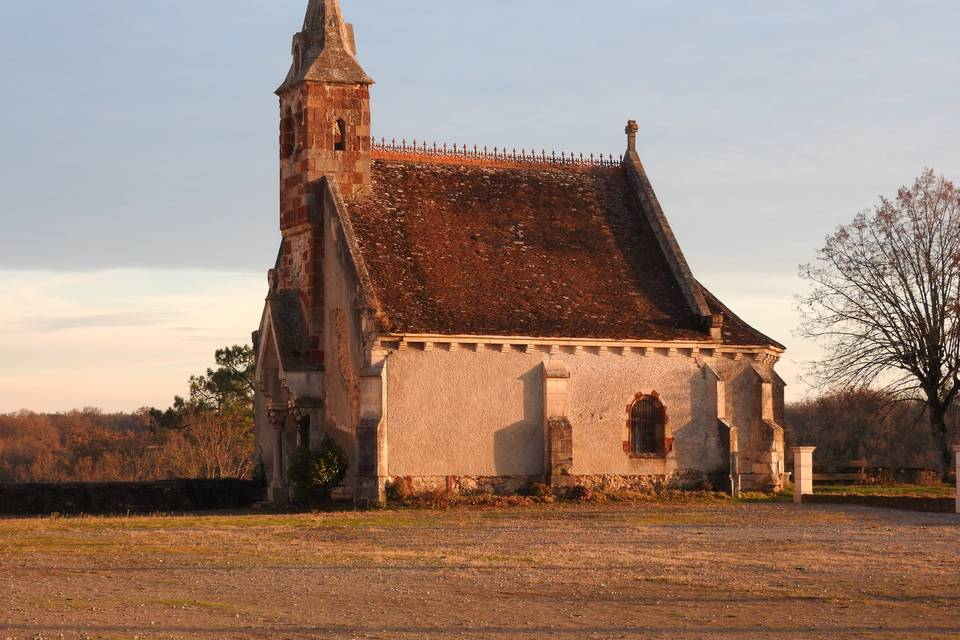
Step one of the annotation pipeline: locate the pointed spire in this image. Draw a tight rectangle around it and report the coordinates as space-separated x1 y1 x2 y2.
302 0 354 54
278 0 372 93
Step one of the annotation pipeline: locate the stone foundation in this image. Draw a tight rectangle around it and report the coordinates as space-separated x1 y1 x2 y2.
388 475 535 496
574 469 706 493
387 470 708 497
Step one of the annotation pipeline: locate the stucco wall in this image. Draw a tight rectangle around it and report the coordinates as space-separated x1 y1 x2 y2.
386 348 544 477
385 346 768 480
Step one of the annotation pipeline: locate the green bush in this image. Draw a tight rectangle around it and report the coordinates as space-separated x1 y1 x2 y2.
288 436 348 503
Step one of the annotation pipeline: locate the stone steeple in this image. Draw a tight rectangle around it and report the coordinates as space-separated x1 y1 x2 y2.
273 0 374 365
278 0 373 92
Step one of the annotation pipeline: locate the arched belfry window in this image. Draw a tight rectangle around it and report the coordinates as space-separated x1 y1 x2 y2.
629 394 667 456
294 103 305 154
334 119 347 151
280 107 295 158
293 43 302 75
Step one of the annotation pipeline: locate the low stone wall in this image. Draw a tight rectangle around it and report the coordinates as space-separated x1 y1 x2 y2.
803 494 956 514
0 480 265 516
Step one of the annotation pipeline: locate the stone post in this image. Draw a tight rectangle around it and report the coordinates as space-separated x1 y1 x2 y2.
954 445 960 514
355 360 387 504
791 447 816 504
267 405 289 504
543 361 574 490
729 443 740 499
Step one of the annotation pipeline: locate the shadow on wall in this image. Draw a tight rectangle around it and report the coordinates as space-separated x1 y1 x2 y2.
494 366 544 476
690 369 726 475
668 369 699 457
729 365 759 464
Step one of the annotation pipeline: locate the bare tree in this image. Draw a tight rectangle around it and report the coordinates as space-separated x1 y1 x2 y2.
798 169 960 480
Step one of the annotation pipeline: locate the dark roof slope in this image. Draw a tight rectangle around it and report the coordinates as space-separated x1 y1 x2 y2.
268 290 321 371
344 158 779 348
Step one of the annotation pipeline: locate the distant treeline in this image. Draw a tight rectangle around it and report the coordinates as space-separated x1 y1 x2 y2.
0 346 258 485
0 408 255 483
2 389 957 485
786 390 959 470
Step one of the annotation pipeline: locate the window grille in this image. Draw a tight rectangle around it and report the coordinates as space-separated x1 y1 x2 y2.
630 396 662 455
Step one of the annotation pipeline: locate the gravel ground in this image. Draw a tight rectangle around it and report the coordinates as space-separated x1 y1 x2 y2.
0 501 958 639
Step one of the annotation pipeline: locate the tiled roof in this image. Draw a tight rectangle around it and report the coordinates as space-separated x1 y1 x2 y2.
268 290 321 372
344 158 780 348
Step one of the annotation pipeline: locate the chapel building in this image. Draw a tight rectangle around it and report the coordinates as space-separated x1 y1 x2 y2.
253 0 788 503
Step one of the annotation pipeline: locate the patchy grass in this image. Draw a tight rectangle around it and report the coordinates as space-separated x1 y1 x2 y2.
737 488 794 503
384 487 735 511
0 510 441 533
3 502 959 639
816 483 956 498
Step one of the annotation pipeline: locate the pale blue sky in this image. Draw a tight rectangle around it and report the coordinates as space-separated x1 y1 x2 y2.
1 1 958 411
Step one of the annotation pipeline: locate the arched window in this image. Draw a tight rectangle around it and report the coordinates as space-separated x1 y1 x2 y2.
294 103 305 154
297 413 311 450
280 107 295 158
630 395 665 456
334 119 347 151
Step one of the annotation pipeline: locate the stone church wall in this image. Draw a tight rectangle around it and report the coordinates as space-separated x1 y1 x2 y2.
383 347 776 491
712 357 787 491
322 189 367 491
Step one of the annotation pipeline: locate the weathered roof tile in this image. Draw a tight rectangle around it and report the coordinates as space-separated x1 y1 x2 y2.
344 159 781 349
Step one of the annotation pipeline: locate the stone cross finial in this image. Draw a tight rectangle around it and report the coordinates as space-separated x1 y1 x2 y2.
625 120 639 152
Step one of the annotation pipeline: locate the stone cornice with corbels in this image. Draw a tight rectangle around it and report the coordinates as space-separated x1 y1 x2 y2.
374 334 783 366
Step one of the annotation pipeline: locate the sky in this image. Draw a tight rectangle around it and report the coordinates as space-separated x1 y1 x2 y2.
1 0 958 412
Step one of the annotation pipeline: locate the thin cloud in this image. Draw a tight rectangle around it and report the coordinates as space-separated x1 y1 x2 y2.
7 312 176 333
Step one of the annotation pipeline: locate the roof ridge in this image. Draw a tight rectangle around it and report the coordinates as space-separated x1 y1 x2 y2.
371 138 623 169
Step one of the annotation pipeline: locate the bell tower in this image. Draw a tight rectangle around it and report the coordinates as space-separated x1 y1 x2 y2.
277 0 373 232
274 0 373 363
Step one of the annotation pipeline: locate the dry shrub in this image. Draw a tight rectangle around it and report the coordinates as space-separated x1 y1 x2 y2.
519 482 553 498
567 485 593 501
385 477 413 502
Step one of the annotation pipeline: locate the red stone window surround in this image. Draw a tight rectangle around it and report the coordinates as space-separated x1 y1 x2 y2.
293 103 305 155
334 119 347 151
280 107 295 159
623 391 673 459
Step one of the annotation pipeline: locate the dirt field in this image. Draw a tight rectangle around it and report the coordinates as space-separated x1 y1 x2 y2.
1 501 958 639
